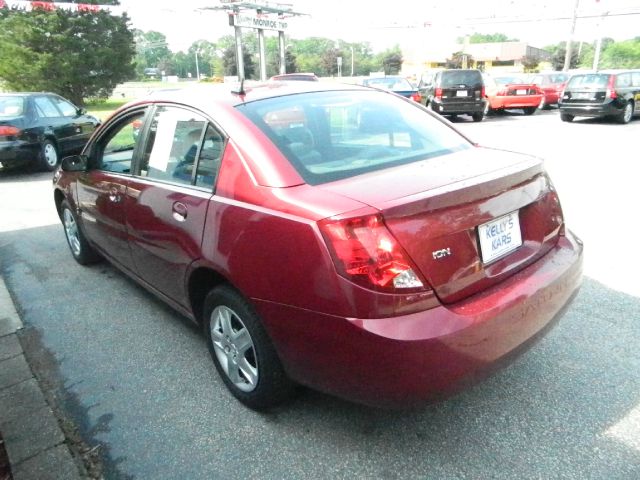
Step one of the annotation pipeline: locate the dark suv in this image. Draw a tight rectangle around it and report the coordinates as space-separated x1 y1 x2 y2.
558 70 640 124
419 69 486 122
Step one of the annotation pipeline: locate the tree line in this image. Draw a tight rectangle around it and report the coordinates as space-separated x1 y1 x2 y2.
134 30 404 81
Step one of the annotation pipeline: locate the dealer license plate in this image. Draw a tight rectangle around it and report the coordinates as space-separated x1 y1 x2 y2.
516 89 527 95
478 211 522 264
574 92 591 100
456 90 468 97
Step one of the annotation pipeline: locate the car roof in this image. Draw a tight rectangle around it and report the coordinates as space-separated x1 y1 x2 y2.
136 81 367 108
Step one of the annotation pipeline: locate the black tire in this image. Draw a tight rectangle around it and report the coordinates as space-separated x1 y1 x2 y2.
60 200 101 265
471 112 484 122
39 139 59 172
523 107 537 116
203 285 294 410
617 101 633 124
560 113 574 123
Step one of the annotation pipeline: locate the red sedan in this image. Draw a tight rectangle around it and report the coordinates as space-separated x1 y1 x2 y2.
529 72 569 108
53 82 583 409
484 74 544 115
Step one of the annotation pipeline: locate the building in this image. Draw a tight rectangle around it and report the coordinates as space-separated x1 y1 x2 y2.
403 41 552 76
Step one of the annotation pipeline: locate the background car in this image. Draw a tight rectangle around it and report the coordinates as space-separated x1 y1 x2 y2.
269 72 319 81
53 83 582 410
361 75 422 102
528 72 569 109
484 74 544 115
558 70 640 123
0 92 99 171
419 69 486 122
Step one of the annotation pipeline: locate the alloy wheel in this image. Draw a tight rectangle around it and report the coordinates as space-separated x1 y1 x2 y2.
63 209 81 257
210 305 258 392
623 103 633 123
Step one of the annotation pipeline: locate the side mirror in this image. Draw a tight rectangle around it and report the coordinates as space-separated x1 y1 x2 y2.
61 155 88 172
77 108 87 116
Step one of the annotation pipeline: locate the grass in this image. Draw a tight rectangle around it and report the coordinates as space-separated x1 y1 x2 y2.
85 98 132 122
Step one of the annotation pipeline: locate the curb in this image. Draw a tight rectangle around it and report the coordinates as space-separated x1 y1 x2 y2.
0 275 83 480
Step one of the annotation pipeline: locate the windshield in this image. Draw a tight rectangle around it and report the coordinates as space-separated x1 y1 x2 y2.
237 90 471 185
363 77 414 91
494 76 526 85
0 96 25 117
567 74 610 89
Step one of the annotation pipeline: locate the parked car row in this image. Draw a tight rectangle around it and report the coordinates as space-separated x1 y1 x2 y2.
412 68 640 124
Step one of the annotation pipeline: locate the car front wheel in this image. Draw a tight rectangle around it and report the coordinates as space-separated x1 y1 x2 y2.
39 139 59 172
60 200 101 265
523 107 537 116
204 286 294 410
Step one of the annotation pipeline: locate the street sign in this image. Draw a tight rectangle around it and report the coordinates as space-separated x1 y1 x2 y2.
233 12 288 31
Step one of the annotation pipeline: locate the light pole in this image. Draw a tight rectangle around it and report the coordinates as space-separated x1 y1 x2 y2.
593 10 609 71
195 49 201 80
563 0 580 72
350 45 354 76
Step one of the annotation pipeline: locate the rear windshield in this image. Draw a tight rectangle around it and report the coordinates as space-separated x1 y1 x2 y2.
363 77 414 91
494 76 526 85
567 74 609 89
237 90 471 185
0 96 25 117
440 70 482 87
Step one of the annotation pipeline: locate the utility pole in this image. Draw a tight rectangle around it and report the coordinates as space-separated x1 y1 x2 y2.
563 0 580 72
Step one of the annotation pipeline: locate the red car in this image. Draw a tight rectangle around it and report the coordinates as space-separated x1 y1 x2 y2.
484 74 544 115
53 82 583 410
529 72 569 109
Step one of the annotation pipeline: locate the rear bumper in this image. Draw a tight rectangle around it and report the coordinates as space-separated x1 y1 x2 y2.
257 230 583 408
491 95 542 110
559 101 620 117
432 99 485 115
0 141 39 168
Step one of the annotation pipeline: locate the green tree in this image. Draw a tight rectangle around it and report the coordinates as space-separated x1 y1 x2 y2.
134 29 172 77
599 38 640 68
521 55 540 73
0 1 135 105
222 47 256 79
445 51 474 69
380 47 403 75
459 33 519 44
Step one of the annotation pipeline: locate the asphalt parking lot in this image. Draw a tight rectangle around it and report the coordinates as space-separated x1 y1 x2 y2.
1 108 639 479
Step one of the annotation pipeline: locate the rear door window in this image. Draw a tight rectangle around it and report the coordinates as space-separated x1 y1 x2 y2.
139 106 224 190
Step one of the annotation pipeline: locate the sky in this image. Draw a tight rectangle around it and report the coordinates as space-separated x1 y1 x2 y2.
118 0 640 53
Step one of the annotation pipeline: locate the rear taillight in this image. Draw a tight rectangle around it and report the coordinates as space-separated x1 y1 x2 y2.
606 75 617 99
319 214 425 292
0 125 20 137
410 92 422 103
497 88 508 96
435 87 443 99
480 86 486 98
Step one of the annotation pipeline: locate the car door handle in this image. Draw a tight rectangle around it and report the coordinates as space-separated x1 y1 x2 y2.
172 202 188 222
108 187 121 203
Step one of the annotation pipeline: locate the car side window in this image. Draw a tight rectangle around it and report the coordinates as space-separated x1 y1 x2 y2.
615 73 631 88
140 106 223 189
632 72 640 87
96 111 146 174
51 96 77 117
34 96 60 118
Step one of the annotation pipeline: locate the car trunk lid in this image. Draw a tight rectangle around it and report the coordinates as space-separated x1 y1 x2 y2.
318 147 564 303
